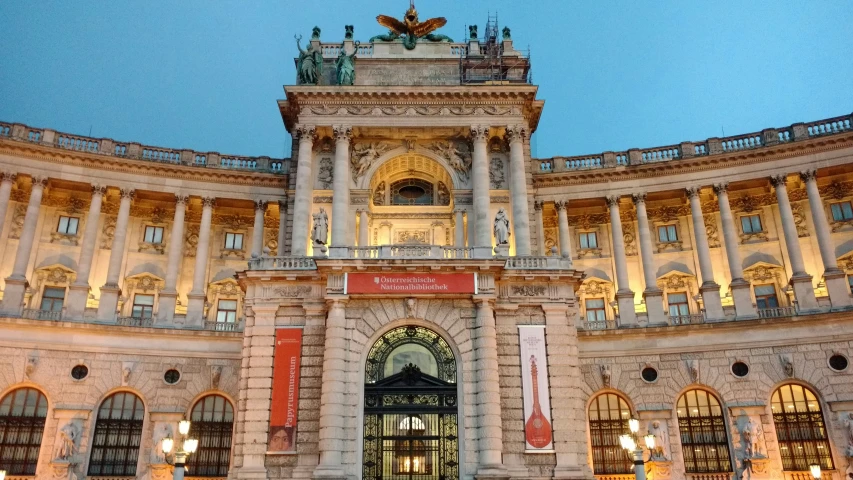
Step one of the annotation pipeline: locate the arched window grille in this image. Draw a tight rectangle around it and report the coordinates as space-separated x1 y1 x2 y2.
771 384 834 471
676 390 733 473
390 178 434 206
0 387 48 475
587 393 632 474
87 392 144 477
186 395 234 477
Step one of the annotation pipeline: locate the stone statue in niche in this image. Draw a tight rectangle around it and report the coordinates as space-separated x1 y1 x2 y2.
336 42 358 86
295 33 323 85
437 182 450 206
489 158 505 189
779 354 794 377
494 208 510 245
317 158 333 189
55 422 79 461
600 364 611 387
741 416 765 458
406 298 417 318
649 420 669 461
312 208 329 246
843 412 853 457
211 365 222 389
151 423 173 464
373 182 386 205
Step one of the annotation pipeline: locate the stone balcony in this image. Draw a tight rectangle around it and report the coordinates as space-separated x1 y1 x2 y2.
11 308 243 333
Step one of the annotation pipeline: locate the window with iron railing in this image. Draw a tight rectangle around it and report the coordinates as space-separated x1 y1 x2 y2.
88 392 144 477
771 384 834 471
216 299 238 323
667 292 690 316
132 294 155 319
186 395 234 477
585 298 606 322
754 285 779 309
588 393 633 475
0 388 48 475
676 390 733 473
40 287 66 312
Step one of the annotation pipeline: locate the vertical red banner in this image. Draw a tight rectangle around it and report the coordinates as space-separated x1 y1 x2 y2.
268 328 302 453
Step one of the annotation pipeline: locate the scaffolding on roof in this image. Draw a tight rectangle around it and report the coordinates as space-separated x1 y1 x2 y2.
460 12 532 84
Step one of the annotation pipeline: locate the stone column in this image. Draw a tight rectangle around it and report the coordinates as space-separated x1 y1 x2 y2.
66 185 107 319
472 296 507 476
358 209 369 247
770 174 819 311
714 183 758 319
186 197 215 326
534 200 545 255
1 175 47 314
542 304 595 480
329 125 352 258
633 193 667 325
606 196 636 325
156 194 189 324
96 188 134 321
277 199 288 256
801 169 852 309
0 172 17 239
506 125 531 255
290 125 316 256
251 199 267 258
686 187 725 320
454 209 465 247
314 298 348 480
555 200 572 259
471 126 491 253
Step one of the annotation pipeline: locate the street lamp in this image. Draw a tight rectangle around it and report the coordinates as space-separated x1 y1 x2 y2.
0 469 7 480
161 420 199 480
619 418 655 480
809 464 821 480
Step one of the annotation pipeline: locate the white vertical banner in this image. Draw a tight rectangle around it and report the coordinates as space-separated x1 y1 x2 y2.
518 325 554 452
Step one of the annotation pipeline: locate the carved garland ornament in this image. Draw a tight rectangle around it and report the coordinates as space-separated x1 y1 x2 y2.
511 284 547 296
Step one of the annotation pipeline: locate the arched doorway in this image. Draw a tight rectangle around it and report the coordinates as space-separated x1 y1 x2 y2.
362 326 459 480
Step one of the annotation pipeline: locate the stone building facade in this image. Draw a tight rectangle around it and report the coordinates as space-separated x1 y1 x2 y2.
1 10 853 480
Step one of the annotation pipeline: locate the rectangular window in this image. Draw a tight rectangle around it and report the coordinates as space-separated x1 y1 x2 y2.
657 225 678 243
131 294 155 319
830 201 853 221
40 287 65 312
754 284 779 309
224 232 244 250
847 275 852 294
56 216 79 235
143 226 164 244
216 299 238 323
740 214 762 234
585 298 606 322
667 292 690 316
579 232 598 249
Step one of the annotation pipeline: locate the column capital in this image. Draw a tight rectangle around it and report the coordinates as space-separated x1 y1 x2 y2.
712 182 729 195
277 198 288 210
631 193 647 205
175 193 190 205
255 199 268 211
769 174 789 187
505 124 527 143
470 125 490 142
31 175 48 188
685 186 702 199
799 169 817 183
200 196 216 208
554 199 568 211
332 125 353 142
605 195 621 208
0 171 17 183
533 200 543 211
119 187 135 199
91 184 107 197
294 124 316 142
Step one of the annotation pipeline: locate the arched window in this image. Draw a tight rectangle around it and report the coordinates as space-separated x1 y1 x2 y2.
186 395 234 477
0 388 48 475
588 393 632 474
771 384 834 471
390 178 434 206
676 390 732 473
88 392 144 477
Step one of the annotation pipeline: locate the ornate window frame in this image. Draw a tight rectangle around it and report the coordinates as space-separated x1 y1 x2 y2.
743 261 790 307
577 277 614 324
828 199 853 232
50 214 82 245
656 270 699 314
120 273 165 317
139 223 167 254
219 226 249 260
653 221 684 252
576 228 603 259
738 211 769 243
30 264 77 311
206 278 244 324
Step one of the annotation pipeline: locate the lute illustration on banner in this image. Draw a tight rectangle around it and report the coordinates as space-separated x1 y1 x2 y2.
525 355 552 448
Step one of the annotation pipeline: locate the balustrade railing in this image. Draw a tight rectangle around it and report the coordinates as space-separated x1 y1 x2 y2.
757 306 797 319
642 145 680 162
564 155 602 170
21 308 62 321
56 134 99 152
594 474 635 480
350 246 380 258
220 156 257 169
203 321 244 332
442 246 473 259
247 256 317 270
669 313 705 325
807 115 852 136
687 474 733 480
721 133 763 151
582 319 617 331
116 316 154 327
142 147 181 163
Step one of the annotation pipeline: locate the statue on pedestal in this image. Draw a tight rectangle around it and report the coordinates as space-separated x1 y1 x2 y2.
494 208 510 245
54 422 79 461
336 43 358 86
295 34 323 85
741 416 765 458
312 209 329 246
373 2 452 49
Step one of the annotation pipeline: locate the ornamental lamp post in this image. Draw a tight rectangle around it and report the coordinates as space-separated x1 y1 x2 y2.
619 418 656 480
809 464 821 480
162 420 199 480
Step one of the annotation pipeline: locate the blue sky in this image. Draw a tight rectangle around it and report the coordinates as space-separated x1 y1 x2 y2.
1 1 851 159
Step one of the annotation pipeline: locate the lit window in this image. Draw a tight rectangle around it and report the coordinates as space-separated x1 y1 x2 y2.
585 298 606 322
88 392 144 477
588 393 633 474
667 292 690 316
676 390 732 473
390 178 434 206
143 225 164 244
754 284 779 309
40 287 65 312
0 388 48 475
771 384 834 471
741 214 762 234
131 294 155 319
186 395 234 477
216 299 238 323
658 225 678 243
224 232 244 250
57 216 79 235
579 232 598 249
830 201 853 221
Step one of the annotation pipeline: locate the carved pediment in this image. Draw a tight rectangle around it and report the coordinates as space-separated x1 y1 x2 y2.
839 250 853 272
124 273 165 293
742 261 783 283
579 276 612 297
34 264 77 285
209 278 242 296
656 270 695 291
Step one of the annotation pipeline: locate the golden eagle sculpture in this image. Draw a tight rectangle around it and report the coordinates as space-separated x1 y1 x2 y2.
372 1 453 50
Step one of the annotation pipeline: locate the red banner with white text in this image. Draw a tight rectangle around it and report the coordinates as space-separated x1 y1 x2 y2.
345 273 476 294
268 328 302 453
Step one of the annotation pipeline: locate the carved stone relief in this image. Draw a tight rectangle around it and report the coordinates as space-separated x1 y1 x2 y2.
8 204 26 239
791 202 810 237
511 284 546 296
317 157 333 189
397 230 428 244
427 140 471 183
623 221 638 256
184 225 200 257
351 142 393 181
705 214 721 248
489 157 505 189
